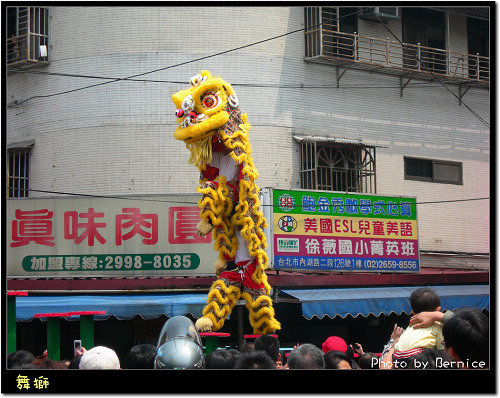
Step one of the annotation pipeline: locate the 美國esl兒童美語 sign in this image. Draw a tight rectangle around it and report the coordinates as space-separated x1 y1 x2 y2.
271 189 419 273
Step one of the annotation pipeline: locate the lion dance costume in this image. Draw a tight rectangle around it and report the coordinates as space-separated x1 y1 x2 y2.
172 70 280 335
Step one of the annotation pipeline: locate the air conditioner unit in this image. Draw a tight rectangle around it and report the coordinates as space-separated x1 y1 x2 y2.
359 7 399 22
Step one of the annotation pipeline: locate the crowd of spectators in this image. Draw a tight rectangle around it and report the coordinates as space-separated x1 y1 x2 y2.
7 305 489 370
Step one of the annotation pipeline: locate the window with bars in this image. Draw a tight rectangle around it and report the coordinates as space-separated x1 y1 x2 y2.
8 148 31 198
7 6 49 67
299 139 377 194
304 7 358 60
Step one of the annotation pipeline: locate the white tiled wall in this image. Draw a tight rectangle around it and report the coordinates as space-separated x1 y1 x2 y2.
7 7 490 254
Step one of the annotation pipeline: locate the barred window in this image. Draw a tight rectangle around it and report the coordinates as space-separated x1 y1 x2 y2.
7 6 49 67
298 138 377 194
8 147 31 198
304 7 358 60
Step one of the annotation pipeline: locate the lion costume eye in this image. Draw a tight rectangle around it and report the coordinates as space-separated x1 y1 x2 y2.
190 74 203 87
201 91 219 109
181 95 195 112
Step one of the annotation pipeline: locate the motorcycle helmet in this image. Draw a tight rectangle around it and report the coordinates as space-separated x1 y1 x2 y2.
154 315 205 369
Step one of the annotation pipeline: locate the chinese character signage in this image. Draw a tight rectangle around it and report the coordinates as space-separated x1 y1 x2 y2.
271 189 419 273
7 195 218 277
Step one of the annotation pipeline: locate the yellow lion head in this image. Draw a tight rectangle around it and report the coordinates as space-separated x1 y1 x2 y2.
172 70 239 145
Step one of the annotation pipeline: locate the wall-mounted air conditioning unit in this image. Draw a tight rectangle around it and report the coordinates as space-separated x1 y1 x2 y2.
359 7 399 22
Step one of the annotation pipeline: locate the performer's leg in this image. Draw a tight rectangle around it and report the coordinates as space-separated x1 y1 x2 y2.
239 261 281 335
198 180 239 275
196 181 221 236
195 272 242 332
197 179 237 236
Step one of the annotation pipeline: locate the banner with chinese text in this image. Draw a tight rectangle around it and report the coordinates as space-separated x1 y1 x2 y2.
271 189 419 273
7 195 219 277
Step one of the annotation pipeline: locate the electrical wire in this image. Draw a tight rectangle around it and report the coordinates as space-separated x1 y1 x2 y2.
9 7 489 130
372 8 490 129
10 8 371 106
7 7 490 212
9 7 489 131
17 188 489 208
8 68 450 90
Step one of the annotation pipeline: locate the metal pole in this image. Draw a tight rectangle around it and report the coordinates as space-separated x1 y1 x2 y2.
46 317 60 361
204 336 219 355
238 305 244 349
7 296 17 353
80 315 95 349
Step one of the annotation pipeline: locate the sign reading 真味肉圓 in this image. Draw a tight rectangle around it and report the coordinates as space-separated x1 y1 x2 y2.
271 189 419 273
7 195 218 277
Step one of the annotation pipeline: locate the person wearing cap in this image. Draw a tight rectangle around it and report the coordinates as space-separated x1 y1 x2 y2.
79 346 121 369
322 336 349 354
322 335 362 357
322 335 363 368
322 336 360 369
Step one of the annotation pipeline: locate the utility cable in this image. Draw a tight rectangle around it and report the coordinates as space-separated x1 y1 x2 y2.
16 188 489 208
10 7 489 129
8 68 449 90
11 8 370 106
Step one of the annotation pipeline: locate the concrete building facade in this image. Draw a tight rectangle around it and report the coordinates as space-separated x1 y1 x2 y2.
6 6 490 368
7 6 490 261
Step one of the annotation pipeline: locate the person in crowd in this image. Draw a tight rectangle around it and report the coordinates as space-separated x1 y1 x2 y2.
441 307 489 369
321 335 358 364
390 288 445 368
205 349 242 369
239 342 254 353
125 344 156 369
68 346 87 369
324 351 357 369
79 346 121 369
350 342 364 356
357 352 380 369
379 323 405 364
287 343 325 369
409 308 455 329
15 363 38 369
234 350 277 369
68 354 83 369
322 335 348 355
32 358 69 369
7 350 35 369
227 349 243 367
407 348 457 369
254 335 281 367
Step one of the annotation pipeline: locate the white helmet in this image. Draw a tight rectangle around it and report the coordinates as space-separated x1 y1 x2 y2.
154 316 205 369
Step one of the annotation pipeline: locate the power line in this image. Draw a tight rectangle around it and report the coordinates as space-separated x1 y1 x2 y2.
19 188 489 208
372 9 490 129
9 7 489 130
11 8 371 106
8 68 450 90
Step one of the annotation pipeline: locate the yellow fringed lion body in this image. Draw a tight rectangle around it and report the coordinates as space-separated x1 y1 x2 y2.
172 70 280 335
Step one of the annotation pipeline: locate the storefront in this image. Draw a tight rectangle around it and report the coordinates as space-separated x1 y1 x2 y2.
9 268 489 363
7 190 490 362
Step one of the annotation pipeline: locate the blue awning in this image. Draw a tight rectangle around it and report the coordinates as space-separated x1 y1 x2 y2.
15 294 208 322
281 285 490 320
